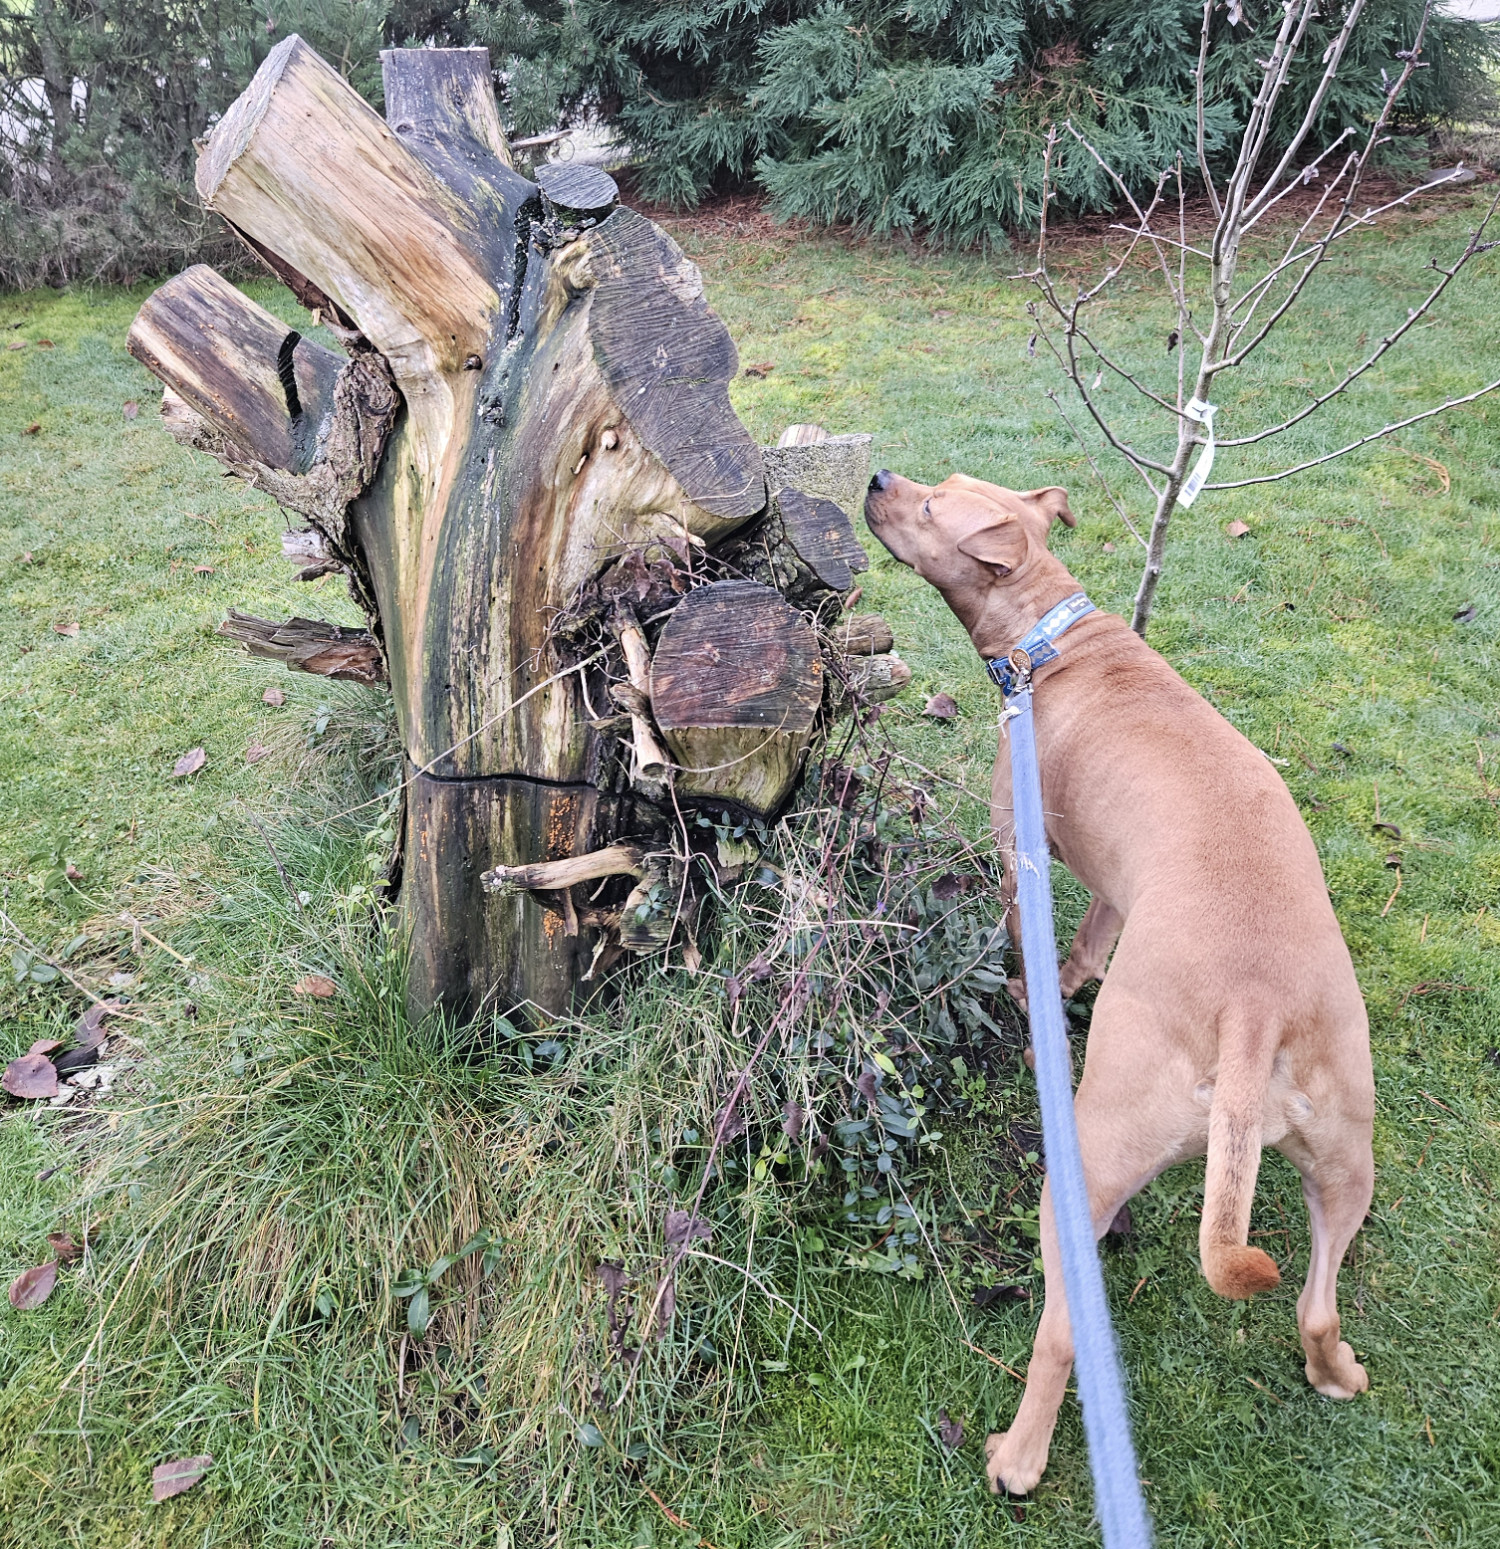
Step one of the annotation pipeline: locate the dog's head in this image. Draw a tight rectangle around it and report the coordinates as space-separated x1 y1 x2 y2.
863 470 1075 644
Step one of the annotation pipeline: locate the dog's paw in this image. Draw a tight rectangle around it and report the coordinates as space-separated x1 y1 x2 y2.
1005 976 1029 1010
1307 1343 1369 1400
984 1429 1046 1497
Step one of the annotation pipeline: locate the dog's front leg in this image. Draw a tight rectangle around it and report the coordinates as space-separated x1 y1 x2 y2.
990 754 1027 1005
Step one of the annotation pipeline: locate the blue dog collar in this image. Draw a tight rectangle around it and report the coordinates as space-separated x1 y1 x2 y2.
986 591 1096 696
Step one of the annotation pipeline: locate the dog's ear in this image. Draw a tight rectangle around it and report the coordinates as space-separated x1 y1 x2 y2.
956 517 1028 576
1022 487 1075 529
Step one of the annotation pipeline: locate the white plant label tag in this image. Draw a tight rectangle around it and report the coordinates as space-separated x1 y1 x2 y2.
1176 397 1218 508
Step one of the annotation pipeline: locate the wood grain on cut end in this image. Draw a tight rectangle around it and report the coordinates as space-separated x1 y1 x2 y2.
650 580 821 813
775 487 870 594
536 162 619 218
587 209 765 530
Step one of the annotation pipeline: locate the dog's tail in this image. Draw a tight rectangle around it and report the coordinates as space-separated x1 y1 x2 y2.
1200 1019 1282 1299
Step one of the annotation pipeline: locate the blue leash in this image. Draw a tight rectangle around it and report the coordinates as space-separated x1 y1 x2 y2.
991 595 1153 1548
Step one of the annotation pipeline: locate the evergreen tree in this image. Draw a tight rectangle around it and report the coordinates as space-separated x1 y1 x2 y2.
529 0 1497 246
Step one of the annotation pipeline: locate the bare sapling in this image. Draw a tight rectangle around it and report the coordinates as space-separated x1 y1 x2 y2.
1023 0 1500 636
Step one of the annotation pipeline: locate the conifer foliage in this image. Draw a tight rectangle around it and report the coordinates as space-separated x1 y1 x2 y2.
553 0 1495 246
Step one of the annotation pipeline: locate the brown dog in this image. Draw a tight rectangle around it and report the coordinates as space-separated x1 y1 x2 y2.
865 470 1374 1494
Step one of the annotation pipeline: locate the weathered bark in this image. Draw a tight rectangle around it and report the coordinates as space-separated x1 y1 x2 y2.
129 38 906 1024
217 610 385 684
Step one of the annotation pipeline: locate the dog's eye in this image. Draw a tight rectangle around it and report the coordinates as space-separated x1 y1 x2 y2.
921 499 932 517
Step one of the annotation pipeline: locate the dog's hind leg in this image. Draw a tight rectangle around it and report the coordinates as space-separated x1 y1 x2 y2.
985 1030 1201 1495
1059 896 1123 998
1279 1116 1374 1399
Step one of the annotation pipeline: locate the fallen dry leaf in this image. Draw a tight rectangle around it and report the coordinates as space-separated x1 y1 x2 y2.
151 1455 213 1503
3 1054 60 1100
292 974 337 998
1102 540 1116 553
262 687 286 707
20 551 32 562
1225 520 1251 539
742 361 776 379
46 1232 83 1263
6 340 25 351
1454 602 1478 624
923 692 959 720
245 739 272 764
65 862 83 882
8 1260 58 1311
193 565 214 576
28 1038 64 1056
35 339 53 349
170 747 207 779
75 1000 119 1045
23 422 40 435
53 621 78 637
123 400 140 420
937 1408 964 1453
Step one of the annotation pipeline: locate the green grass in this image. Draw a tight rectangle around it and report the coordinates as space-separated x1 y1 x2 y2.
2 193 1499 1547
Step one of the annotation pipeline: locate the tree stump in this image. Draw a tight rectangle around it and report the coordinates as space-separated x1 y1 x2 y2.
127 38 908 1024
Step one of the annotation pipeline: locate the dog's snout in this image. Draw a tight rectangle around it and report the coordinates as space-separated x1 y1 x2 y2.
869 468 893 493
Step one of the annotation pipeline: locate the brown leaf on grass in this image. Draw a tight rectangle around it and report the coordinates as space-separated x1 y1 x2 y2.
123 400 140 420
932 872 970 901
742 362 776 379
923 692 959 720
3 1054 59 1100
23 422 40 435
292 974 337 998
937 1409 964 1452
46 1232 83 1263
245 739 273 765
28 1038 64 1056
1225 520 1251 539
1453 602 1478 624
151 1455 213 1503
53 621 78 637
65 862 83 882
35 339 53 349
170 747 207 778
75 999 119 1046
6 340 25 351
664 1210 711 1247
262 687 286 707
1372 821 1402 839
1102 541 1116 553
781 1099 804 1142
8 1260 58 1310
